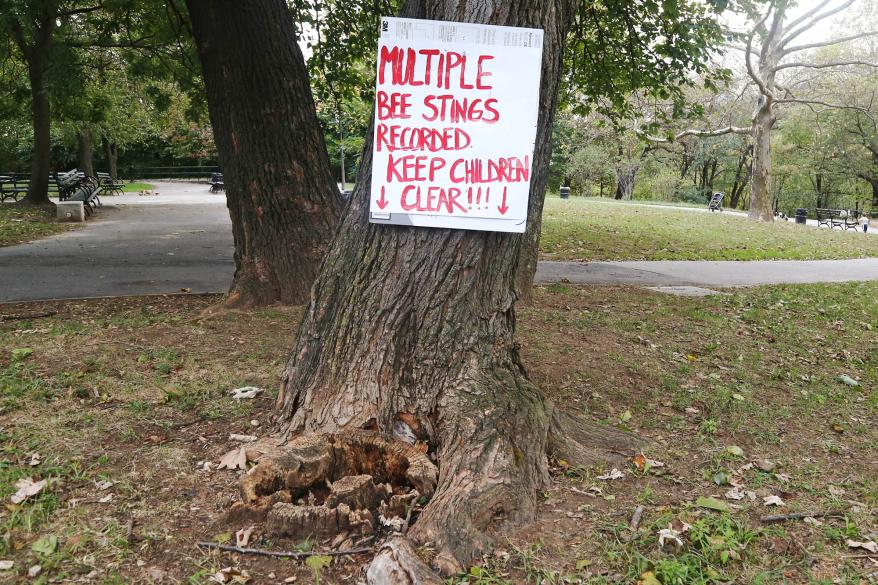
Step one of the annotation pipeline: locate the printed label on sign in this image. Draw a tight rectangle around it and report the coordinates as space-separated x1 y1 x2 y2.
369 17 543 233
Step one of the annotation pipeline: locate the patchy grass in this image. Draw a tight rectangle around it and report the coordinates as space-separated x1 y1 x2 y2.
540 198 878 261
0 205 77 247
119 182 154 193
0 284 875 583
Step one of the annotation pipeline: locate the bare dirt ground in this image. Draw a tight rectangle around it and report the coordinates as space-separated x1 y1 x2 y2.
0 284 875 584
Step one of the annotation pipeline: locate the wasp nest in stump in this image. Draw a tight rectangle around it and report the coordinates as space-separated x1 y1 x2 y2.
227 431 437 543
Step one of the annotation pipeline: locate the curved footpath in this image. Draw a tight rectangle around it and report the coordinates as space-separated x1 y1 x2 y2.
1 183 877 303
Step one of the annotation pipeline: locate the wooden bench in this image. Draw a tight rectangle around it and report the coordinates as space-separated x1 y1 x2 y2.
816 208 859 230
209 172 225 193
96 172 124 195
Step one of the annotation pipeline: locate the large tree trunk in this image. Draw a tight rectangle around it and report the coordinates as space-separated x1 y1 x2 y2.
186 0 343 307
21 47 53 206
77 127 95 177
748 98 776 221
274 1 638 579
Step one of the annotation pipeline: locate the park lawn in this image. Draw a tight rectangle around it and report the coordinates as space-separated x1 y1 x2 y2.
119 182 154 193
540 197 878 261
0 205 78 247
0 284 875 583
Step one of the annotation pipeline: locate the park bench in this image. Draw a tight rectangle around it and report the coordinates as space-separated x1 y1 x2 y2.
816 208 859 230
708 191 724 212
56 169 102 215
209 172 225 193
97 172 124 195
0 173 31 202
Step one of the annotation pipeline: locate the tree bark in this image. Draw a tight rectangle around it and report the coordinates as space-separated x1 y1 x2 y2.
275 1 639 578
186 0 343 307
77 127 95 177
17 17 56 207
614 165 638 200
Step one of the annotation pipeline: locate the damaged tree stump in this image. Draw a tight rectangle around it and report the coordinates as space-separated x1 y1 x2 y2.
227 431 437 544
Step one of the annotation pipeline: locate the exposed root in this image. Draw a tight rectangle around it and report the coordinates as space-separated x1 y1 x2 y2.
366 537 444 585
547 407 646 466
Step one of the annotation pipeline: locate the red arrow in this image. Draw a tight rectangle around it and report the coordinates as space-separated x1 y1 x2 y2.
497 187 509 215
376 186 388 210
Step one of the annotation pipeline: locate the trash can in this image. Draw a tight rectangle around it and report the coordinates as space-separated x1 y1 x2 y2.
795 208 807 224
560 186 570 199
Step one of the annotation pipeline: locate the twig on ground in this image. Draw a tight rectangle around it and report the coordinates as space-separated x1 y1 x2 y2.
196 541 373 558
0 310 57 321
760 511 842 524
125 517 135 543
629 505 645 531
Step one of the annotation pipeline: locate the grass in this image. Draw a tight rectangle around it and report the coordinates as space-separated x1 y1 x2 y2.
119 182 154 193
0 285 876 583
0 204 77 247
540 197 878 261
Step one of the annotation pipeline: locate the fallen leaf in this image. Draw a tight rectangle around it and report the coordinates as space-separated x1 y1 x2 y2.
28 565 41 578
658 527 684 549
726 445 744 457
620 410 632 423
180 288 191 293
11 478 47 504
828 485 846 497
217 447 248 471
210 566 251 584
696 496 729 512
29 453 41 467
638 571 662 585
99 494 113 503
725 487 745 500
837 375 859 387
755 459 776 472
803 516 823 527
31 535 57 556
214 532 232 544
236 526 254 547
229 434 257 443
0 561 12 570
762 495 785 507
230 386 263 401
732 393 745 401
95 480 114 491
11 348 33 361
597 468 624 480
846 540 878 553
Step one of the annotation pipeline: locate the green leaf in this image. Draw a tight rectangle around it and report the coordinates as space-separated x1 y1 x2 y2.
31 534 58 556
712 470 730 486
213 532 232 544
11 348 33 361
696 496 729 512
306 555 332 571
726 445 744 457
620 410 632 422
837 375 859 387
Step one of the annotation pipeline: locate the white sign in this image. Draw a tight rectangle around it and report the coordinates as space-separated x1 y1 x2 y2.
369 17 544 233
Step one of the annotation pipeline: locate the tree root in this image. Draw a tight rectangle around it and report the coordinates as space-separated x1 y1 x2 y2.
547 407 646 466
366 537 444 585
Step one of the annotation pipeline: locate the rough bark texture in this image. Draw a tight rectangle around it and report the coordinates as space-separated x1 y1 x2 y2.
15 16 55 206
77 127 95 177
186 0 343 306
614 165 638 200
276 0 638 577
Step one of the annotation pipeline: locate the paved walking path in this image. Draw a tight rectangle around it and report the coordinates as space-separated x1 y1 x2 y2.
1 183 877 303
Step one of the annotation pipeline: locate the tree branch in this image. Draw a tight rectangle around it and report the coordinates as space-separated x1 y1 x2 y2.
779 0 855 50
773 60 878 72
57 4 103 17
783 30 878 55
644 125 751 143
745 9 772 99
